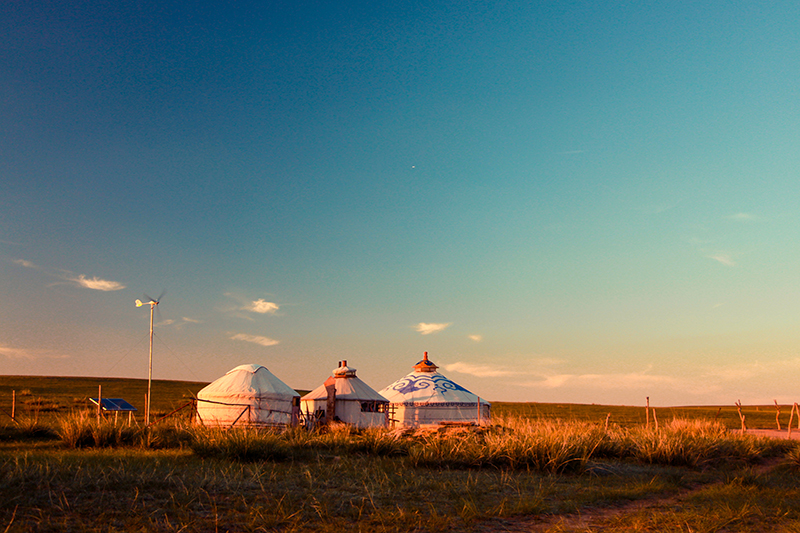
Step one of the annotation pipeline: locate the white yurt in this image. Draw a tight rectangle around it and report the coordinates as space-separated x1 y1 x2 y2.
378 352 490 427
195 364 300 427
301 360 389 428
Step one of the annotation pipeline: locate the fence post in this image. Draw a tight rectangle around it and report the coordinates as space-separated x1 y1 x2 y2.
736 400 746 432
646 397 650 429
775 400 782 430
97 385 102 424
796 403 800 430
11 390 15 421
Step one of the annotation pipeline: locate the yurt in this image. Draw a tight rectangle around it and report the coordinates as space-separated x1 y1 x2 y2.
301 360 389 428
378 352 490 427
195 364 300 427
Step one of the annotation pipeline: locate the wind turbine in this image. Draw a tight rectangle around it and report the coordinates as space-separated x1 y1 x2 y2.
136 291 165 424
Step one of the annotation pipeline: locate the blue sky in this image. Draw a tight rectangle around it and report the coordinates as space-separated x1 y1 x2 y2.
3 1 800 406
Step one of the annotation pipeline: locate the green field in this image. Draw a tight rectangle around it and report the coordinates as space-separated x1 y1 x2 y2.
3 375 800 532
0 374 792 431
0 375 208 424
493 401 795 431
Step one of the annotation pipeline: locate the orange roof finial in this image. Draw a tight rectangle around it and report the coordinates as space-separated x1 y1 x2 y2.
414 351 438 372
333 360 356 377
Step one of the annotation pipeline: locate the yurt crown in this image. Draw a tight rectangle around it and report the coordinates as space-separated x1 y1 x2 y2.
413 351 438 372
333 360 357 377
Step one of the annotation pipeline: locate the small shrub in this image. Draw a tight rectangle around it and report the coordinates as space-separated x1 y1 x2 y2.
23 397 60 412
0 421 58 441
142 424 194 449
57 413 95 448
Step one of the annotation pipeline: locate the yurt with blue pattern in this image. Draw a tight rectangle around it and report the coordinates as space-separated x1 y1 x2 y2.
378 352 490 427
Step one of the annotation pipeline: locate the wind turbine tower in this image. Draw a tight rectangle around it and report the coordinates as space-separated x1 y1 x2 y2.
136 294 162 423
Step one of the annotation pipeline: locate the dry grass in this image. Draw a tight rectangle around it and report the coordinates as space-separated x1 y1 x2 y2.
3 406 800 531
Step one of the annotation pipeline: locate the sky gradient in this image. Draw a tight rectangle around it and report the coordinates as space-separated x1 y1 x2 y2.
3 1 800 406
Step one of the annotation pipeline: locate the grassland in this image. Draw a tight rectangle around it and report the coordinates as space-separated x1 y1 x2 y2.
2 376 800 532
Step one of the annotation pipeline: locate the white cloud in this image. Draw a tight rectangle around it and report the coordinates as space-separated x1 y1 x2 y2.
16 259 126 291
415 322 452 335
443 361 514 378
246 299 279 314
15 259 126 291
708 254 736 267
156 319 175 327
72 274 126 291
182 317 200 323
230 333 280 347
468 334 483 342
13 259 37 268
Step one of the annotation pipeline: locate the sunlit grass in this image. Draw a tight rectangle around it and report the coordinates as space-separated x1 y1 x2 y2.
3 396 800 531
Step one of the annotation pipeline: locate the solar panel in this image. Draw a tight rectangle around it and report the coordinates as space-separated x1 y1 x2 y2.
89 398 138 412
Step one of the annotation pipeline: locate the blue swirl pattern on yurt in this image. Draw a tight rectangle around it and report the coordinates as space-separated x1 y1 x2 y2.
391 373 471 395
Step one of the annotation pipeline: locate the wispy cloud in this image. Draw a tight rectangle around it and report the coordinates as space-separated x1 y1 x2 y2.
157 317 200 329
230 333 280 347
443 362 513 378
726 213 758 221
72 274 126 291
519 368 681 391
14 259 126 291
708 254 736 267
0 344 69 360
636 203 678 215
245 299 279 314
415 322 452 335
704 358 800 382
468 334 483 342
0 345 35 359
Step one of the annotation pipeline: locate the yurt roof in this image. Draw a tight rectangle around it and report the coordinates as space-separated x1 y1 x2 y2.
198 364 299 401
302 361 388 402
378 353 490 406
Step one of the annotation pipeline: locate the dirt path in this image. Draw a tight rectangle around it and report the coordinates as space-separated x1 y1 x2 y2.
471 459 783 532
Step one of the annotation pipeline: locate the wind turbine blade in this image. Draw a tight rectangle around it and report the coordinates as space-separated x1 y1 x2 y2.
156 289 167 303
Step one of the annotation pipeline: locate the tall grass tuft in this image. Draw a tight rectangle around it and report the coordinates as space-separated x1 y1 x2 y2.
190 427 291 462
402 419 604 473
44 412 800 473
56 412 194 449
619 419 785 468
